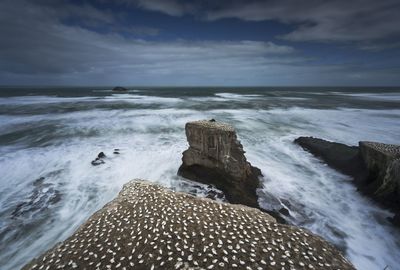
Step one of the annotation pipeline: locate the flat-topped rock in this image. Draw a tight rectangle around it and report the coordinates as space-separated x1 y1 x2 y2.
187 120 236 132
22 180 355 270
178 119 262 209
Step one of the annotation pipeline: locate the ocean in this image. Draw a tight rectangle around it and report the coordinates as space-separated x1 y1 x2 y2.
0 87 399 270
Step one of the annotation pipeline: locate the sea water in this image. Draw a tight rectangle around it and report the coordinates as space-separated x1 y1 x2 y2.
0 87 399 270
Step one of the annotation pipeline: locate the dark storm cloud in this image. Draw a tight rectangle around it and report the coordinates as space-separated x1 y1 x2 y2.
0 0 304 85
0 0 399 85
123 0 400 43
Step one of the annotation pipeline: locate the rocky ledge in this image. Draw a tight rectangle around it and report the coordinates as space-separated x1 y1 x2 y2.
178 120 262 209
295 136 400 226
22 180 354 270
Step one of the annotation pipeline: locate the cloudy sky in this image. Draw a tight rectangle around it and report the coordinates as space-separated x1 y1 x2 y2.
1 0 400 86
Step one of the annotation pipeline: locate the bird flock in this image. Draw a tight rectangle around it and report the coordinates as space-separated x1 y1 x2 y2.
23 180 354 270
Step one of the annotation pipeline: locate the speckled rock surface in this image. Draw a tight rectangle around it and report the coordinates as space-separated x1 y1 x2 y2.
178 120 262 209
22 180 355 270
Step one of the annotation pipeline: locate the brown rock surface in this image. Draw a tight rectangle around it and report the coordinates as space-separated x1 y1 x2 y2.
178 120 262 208
22 180 355 270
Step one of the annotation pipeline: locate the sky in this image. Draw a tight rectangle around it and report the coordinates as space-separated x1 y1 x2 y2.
0 0 400 86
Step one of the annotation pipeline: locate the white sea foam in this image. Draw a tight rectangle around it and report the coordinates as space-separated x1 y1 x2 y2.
225 108 400 270
214 92 263 99
335 92 400 101
0 95 95 105
103 94 183 104
0 92 399 270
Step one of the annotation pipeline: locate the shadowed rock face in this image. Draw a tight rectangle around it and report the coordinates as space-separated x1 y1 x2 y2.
359 141 400 203
295 137 400 226
22 180 355 270
294 137 368 183
178 120 262 209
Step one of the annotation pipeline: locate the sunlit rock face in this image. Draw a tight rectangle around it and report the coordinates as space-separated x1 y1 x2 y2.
178 120 262 208
22 180 355 270
359 141 400 201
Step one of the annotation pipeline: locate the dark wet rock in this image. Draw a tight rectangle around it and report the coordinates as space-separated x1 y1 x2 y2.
12 177 61 218
279 207 290 216
91 152 106 166
32 177 45 186
91 158 105 166
178 120 262 209
295 136 400 227
294 137 368 183
390 212 400 226
22 180 355 270
206 189 225 200
209 118 216 122
359 141 400 205
113 151 120 154
112 86 127 91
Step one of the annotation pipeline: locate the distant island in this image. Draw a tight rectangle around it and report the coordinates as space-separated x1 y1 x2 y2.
112 86 128 92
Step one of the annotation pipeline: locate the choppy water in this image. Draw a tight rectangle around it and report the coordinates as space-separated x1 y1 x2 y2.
0 87 399 270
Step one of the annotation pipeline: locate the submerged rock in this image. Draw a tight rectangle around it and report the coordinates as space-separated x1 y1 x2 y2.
22 180 355 270
178 119 262 209
12 177 61 218
112 86 127 92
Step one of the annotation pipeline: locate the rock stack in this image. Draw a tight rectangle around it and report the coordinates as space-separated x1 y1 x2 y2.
178 120 262 208
359 141 400 200
22 181 355 270
295 137 400 226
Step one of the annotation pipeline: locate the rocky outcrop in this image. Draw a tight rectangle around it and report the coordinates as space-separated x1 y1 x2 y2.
359 141 400 204
294 137 368 184
178 120 262 209
295 137 400 226
112 86 127 92
91 152 106 166
22 180 355 270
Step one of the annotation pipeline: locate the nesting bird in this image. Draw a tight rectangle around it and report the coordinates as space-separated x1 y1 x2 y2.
22 180 355 270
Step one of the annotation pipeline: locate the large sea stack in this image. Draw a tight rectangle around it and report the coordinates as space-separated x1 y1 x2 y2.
22 180 355 270
178 120 262 208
